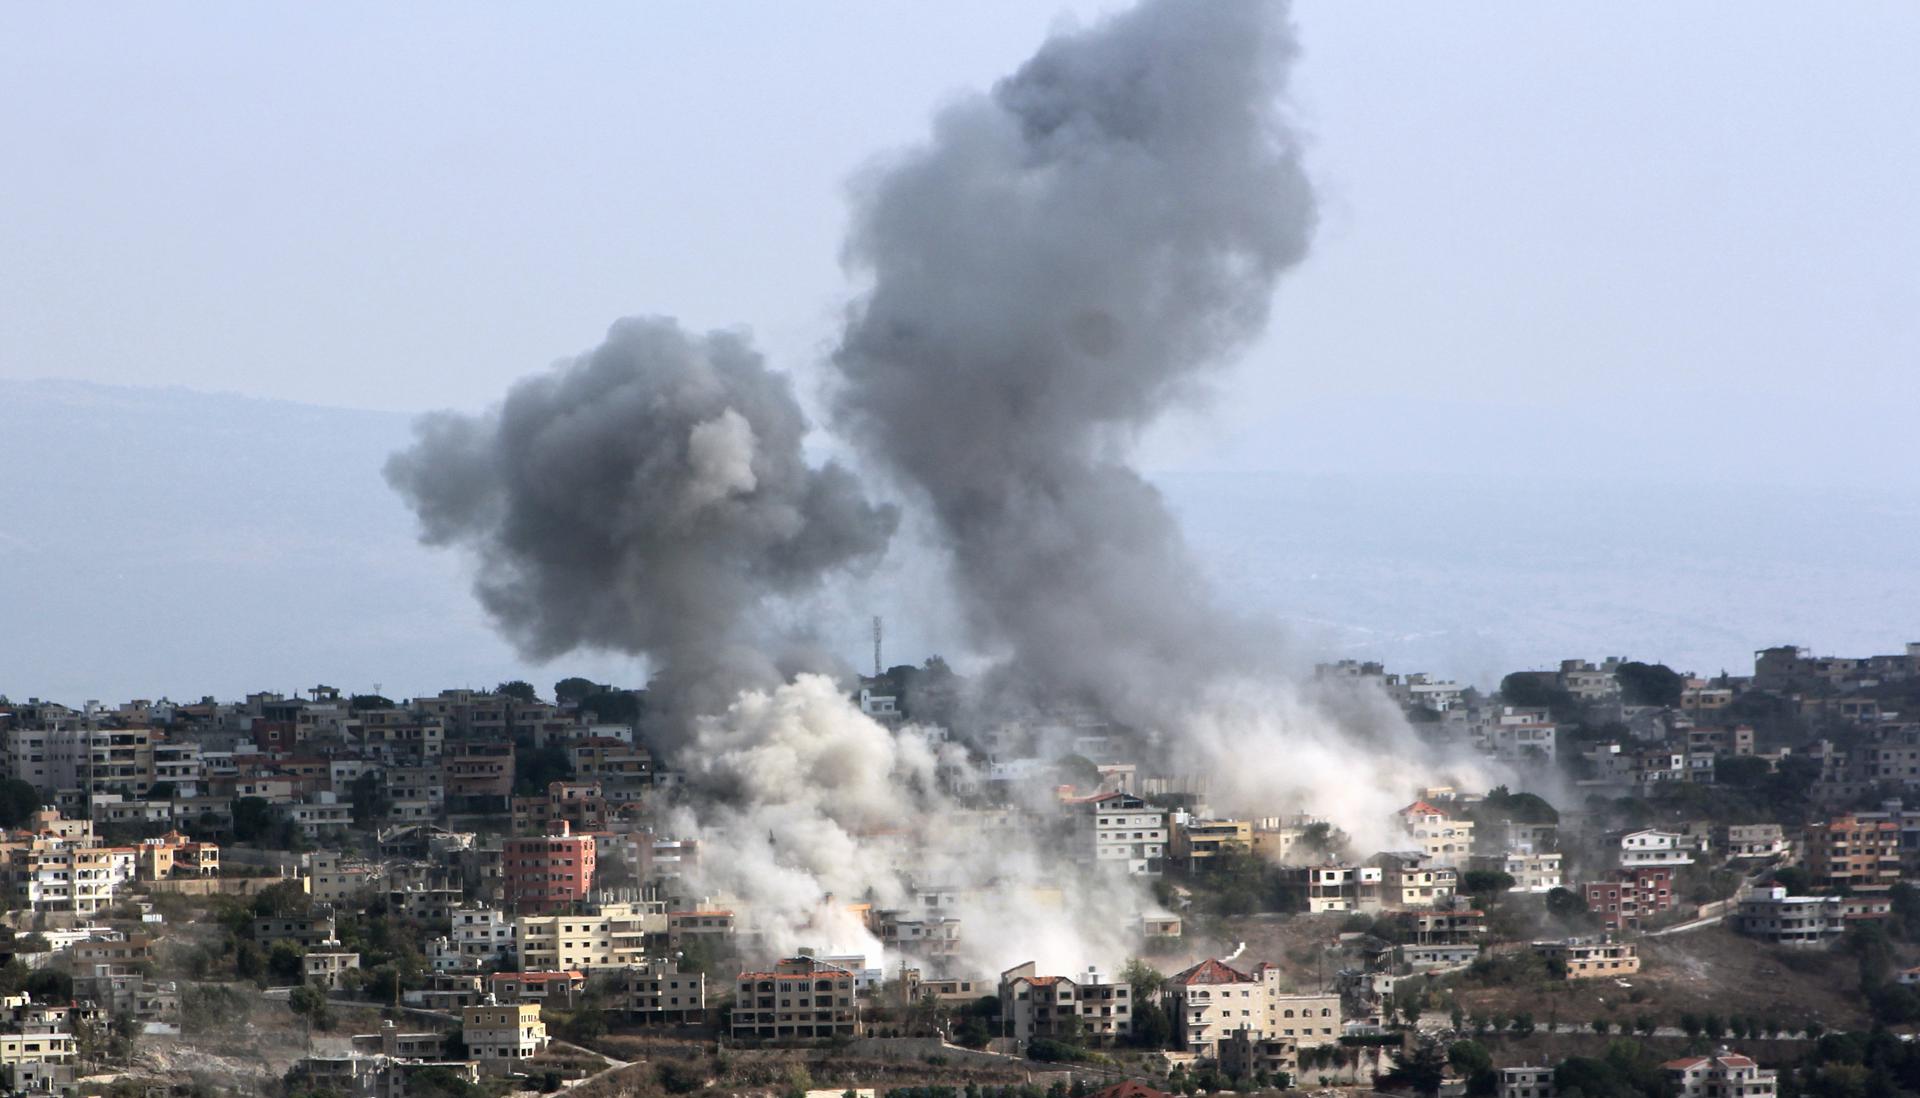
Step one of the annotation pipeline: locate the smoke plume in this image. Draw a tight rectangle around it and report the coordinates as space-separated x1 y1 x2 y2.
832 0 1315 721
385 317 898 729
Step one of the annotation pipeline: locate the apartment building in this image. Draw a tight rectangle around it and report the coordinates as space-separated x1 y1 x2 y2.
1396 802 1474 865
511 781 608 836
9 839 136 915
1618 830 1695 869
1732 887 1846 948
1720 824 1789 860
1162 959 1338 1058
1370 851 1459 909
133 832 219 880
445 741 515 803
568 738 655 802
254 911 337 948
1072 793 1168 876
488 971 584 1006
1533 939 1640 979
732 957 859 1041
304 951 362 990
1582 867 1677 932
449 907 516 970
1250 815 1336 865
1468 851 1563 894
1171 818 1253 869
513 903 658 970
1279 863 1383 914
999 962 1133 1045
1804 814 1902 891
620 960 706 1023
461 1002 547 1073
502 822 595 914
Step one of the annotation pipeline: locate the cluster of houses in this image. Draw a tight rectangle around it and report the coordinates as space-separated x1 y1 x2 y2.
0 638 1914 1092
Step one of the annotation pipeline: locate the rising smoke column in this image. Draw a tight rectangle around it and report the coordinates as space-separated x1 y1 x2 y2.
385 317 898 731
832 0 1316 720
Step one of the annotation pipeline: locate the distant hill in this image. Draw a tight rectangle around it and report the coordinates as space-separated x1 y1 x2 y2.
3 379 1915 703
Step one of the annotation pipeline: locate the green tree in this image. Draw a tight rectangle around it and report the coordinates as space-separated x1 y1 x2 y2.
1461 870 1515 897
0 779 42 830
349 694 396 711
495 680 538 703
1383 1036 1447 1097
268 942 307 985
1714 756 1771 788
1616 662 1683 707
230 796 275 843
553 677 603 704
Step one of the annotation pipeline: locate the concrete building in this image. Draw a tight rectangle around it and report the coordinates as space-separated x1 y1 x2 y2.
1582 867 1677 932
1279 863 1382 914
1533 939 1640 979
1396 801 1474 865
1618 829 1694 869
620 960 706 1023
1162 959 1338 1058
462 1001 548 1073
732 957 859 1041
1171 818 1253 869
1498 1066 1557 1098
1720 824 1788 860
502 822 595 914
1072 793 1167 876
1804 814 1901 892
304 951 362 990
999 962 1133 1045
1468 851 1562 894
1733 886 1846 947
1370 851 1459 909
1664 1050 1777 1098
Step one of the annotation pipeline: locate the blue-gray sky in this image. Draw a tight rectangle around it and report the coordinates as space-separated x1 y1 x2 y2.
5 3 1915 487
3 4 1918 705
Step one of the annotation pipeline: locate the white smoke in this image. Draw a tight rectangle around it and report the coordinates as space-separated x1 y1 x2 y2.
670 675 1151 977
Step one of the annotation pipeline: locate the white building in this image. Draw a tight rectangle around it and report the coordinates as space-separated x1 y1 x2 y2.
1073 793 1167 876
1664 1050 1777 1098
1619 829 1694 869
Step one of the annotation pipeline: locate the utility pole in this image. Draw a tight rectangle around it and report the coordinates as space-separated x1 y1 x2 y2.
872 616 883 678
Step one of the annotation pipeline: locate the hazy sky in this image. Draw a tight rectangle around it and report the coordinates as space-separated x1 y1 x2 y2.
4 2 1917 488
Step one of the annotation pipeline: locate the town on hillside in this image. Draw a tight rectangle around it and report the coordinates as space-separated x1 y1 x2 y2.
3 639 1920 1097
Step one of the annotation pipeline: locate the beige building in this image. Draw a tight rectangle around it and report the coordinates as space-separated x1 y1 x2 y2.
462 1002 547 1072
998 962 1133 1045
1172 818 1253 868
1164 959 1339 1058
1396 801 1474 865
304 951 362 990
1534 938 1640 979
514 903 660 971
620 960 706 1023
732 957 859 1041
1371 851 1459 909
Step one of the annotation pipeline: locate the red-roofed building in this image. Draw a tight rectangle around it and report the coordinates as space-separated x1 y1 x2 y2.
999 961 1133 1045
731 957 858 1041
1397 801 1474 865
1664 1049 1776 1097
1164 958 1340 1058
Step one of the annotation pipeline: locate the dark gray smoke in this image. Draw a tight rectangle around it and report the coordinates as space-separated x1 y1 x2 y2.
386 317 897 728
831 0 1316 720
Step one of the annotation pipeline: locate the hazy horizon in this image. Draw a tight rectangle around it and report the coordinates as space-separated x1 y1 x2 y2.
4 376 1914 707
